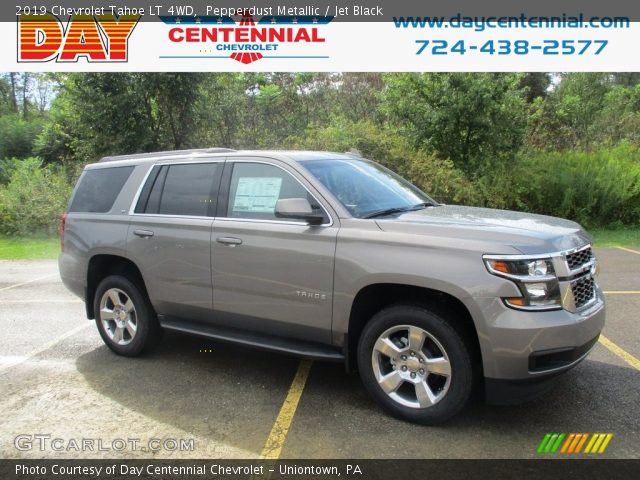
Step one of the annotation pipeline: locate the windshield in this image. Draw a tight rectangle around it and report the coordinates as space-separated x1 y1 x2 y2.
300 158 436 218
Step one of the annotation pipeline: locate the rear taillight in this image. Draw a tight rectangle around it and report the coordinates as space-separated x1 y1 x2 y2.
58 213 67 251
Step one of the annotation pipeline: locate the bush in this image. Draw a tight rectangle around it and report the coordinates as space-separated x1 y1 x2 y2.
0 157 73 236
0 114 43 159
486 144 640 227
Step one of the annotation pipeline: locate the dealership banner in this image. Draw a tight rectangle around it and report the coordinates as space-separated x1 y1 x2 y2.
2 0 640 71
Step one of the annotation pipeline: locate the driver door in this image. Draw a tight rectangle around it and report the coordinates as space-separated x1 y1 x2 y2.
211 159 339 343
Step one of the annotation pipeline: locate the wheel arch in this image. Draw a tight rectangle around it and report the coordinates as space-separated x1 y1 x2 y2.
346 283 482 375
86 254 148 319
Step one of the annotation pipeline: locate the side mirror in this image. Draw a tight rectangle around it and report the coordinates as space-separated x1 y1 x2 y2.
275 198 325 225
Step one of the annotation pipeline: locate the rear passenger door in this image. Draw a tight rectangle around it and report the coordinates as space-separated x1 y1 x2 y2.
126 159 223 321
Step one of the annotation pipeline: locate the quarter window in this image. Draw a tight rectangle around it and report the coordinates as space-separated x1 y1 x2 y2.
69 166 134 213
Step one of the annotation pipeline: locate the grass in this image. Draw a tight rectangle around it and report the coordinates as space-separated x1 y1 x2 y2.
0 228 637 260
591 228 640 248
0 236 59 260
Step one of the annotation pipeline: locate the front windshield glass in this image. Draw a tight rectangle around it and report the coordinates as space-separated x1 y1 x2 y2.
300 158 435 218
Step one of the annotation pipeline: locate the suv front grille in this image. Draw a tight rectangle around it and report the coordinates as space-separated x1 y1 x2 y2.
566 247 593 271
571 275 596 309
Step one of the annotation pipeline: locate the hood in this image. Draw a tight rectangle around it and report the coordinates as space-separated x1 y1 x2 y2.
374 205 592 255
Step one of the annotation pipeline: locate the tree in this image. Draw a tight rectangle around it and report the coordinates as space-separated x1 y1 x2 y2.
34 73 207 163
552 73 610 150
382 73 528 175
520 73 551 103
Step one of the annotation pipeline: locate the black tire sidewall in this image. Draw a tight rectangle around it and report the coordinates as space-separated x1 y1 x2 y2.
357 304 474 424
93 275 157 357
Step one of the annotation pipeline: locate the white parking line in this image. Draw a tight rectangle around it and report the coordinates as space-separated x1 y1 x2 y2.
0 299 82 303
0 322 91 376
0 273 58 292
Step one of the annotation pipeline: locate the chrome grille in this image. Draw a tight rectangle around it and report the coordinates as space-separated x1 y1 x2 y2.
572 275 596 309
566 247 593 271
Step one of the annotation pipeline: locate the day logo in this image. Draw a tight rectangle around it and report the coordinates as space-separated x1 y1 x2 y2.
17 13 139 62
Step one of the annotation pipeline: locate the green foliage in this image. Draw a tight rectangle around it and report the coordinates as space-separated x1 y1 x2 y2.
0 236 59 259
0 158 72 236
591 227 640 247
0 114 43 159
492 145 640 227
382 73 528 175
1 72 640 233
34 73 207 163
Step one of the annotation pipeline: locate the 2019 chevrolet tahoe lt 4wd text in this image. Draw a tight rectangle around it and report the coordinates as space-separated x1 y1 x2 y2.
58 148 605 424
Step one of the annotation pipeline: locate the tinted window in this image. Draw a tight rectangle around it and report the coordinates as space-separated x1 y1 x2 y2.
227 163 324 221
300 158 434 218
135 165 167 214
69 166 134 213
137 163 219 216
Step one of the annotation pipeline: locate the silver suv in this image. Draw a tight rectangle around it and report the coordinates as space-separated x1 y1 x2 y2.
59 149 605 424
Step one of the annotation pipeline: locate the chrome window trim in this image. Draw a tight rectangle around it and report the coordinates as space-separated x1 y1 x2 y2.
128 159 225 216
219 159 334 228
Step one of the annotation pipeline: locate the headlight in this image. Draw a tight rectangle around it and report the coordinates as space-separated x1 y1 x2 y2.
484 256 561 311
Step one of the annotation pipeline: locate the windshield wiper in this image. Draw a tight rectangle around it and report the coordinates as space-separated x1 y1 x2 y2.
362 202 437 219
363 207 413 219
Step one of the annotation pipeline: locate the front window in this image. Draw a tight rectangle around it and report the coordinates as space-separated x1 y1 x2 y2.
300 158 435 218
226 162 326 222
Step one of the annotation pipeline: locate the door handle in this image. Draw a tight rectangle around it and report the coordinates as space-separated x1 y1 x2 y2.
216 236 243 246
133 229 154 238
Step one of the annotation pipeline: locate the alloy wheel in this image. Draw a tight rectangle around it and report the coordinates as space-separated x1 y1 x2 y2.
371 324 452 409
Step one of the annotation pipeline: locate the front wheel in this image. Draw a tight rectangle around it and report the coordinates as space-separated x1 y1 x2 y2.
357 304 475 424
94 275 162 357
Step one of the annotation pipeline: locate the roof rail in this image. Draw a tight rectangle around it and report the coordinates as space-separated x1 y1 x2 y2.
344 148 362 157
99 147 236 163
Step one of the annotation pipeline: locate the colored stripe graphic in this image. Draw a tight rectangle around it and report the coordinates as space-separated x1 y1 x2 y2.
537 433 565 453
538 433 613 454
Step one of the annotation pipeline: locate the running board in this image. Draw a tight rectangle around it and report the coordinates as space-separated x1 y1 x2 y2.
159 316 344 362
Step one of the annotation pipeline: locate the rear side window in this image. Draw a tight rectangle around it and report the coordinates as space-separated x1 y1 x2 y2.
69 166 134 213
135 163 220 217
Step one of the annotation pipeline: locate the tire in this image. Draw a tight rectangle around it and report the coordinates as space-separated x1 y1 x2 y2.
357 304 475 424
93 275 162 357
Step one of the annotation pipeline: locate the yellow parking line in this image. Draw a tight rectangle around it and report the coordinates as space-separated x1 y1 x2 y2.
599 335 640 371
617 246 640 256
603 291 640 295
260 359 312 459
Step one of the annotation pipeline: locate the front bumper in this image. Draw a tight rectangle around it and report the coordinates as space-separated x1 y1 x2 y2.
485 333 600 405
469 286 605 401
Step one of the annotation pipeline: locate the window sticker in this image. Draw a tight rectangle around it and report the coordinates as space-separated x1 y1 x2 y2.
233 177 283 213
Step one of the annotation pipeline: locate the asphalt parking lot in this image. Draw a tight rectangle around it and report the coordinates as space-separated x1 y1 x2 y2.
1 248 639 459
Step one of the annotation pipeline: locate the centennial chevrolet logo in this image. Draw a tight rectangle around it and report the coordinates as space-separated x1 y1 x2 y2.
17 13 140 62
162 10 332 64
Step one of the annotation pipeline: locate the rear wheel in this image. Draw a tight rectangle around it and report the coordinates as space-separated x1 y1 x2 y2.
94 275 161 356
357 304 474 424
